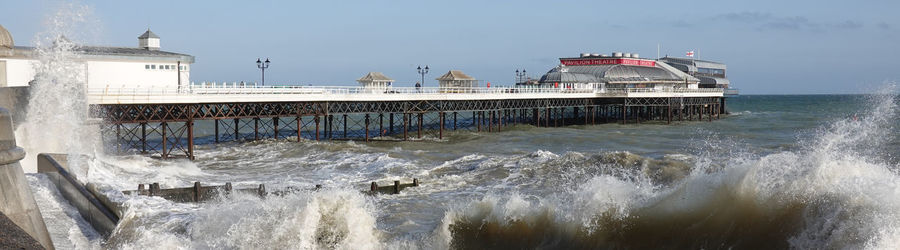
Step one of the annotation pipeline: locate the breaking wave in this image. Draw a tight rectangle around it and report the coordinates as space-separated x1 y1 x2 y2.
438 89 900 249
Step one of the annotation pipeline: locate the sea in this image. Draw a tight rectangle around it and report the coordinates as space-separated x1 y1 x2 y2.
22 93 900 249
12 4 900 249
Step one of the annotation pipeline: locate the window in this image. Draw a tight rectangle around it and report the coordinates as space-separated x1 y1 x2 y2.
151 65 156 69
145 65 150 69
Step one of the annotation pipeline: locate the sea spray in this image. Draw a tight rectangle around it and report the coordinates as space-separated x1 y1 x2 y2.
15 3 100 173
106 188 381 249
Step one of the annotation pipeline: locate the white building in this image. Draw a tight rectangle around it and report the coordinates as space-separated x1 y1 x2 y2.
436 70 477 89
0 24 194 88
356 72 393 93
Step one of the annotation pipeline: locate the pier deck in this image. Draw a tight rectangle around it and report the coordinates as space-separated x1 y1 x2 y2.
89 86 726 160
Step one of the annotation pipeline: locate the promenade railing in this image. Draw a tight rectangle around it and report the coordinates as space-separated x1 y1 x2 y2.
89 85 723 96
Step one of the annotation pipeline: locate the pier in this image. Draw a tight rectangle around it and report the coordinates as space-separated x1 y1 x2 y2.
90 85 726 160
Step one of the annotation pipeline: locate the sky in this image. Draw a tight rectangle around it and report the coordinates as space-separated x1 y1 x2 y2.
2 0 899 94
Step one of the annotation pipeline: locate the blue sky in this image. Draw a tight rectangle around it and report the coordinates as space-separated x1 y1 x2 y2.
2 0 899 94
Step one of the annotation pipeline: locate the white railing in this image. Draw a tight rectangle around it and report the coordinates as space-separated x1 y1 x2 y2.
88 85 723 96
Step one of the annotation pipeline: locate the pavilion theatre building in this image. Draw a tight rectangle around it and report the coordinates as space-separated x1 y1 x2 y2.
539 52 700 90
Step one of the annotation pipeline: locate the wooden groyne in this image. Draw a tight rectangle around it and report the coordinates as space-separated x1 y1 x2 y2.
122 178 420 203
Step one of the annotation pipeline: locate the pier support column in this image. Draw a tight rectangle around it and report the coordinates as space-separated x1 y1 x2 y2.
213 120 218 143
254 118 259 140
379 113 384 137
314 115 320 141
161 122 168 159
667 105 672 124
477 111 482 131
453 112 457 130
234 118 239 141
273 117 279 139
187 121 194 160
545 107 551 127
297 116 302 142
699 105 703 121
115 124 121 154
489 111 494 132
417 113 423 139
328 115 334 139
621 105 627 124
403 113 409 141
439 112 445 139
389 113 394 134
365 114 370 142
533 108 539 127
142 122 148 153
343 114 348 139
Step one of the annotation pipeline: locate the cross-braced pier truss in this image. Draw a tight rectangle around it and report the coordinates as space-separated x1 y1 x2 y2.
90 86 726 159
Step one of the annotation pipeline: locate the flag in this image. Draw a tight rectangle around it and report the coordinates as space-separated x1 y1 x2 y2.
686 51 695 57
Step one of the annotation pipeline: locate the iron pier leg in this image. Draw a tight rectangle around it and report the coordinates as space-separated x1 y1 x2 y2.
417 113 423 139
379 113 384 137
234 118 239 141
254 118 259 140
622 105 627 124
141 122 147 153
489 111 494 132
699 105 703 121
343 114 348 139
297 116 302 142
365 114 370 142
161 122 168 159
273 117 279 139
389 113 394 134
187 120 194 160
403 113 409 141
213 120 219 143
314 115 320 141
477 111 482 132
667 105 672 124
329 115 334 139
453 112 457 130
439 112 444 139
115 123 121 154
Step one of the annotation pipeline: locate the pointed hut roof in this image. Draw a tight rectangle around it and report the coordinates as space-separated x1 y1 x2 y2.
436 70 475 81
138 29 159 39
356 72 394 82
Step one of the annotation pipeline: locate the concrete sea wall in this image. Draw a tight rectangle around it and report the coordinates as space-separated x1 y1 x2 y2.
0 107 53 249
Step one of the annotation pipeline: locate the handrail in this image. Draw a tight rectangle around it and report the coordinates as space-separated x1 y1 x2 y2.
87 85 724 97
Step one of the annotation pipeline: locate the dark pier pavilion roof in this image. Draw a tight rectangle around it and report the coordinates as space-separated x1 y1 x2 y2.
540 63 691 84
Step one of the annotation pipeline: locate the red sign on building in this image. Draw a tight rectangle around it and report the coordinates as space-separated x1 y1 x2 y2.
560 58 656 67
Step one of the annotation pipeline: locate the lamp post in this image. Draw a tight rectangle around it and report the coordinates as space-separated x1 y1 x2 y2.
515 69 527 84
417 65 429 87
256 58 270 86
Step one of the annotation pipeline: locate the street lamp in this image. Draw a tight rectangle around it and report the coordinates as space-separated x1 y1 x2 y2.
256 58 270 86
417 65 429 87
515 69 527 84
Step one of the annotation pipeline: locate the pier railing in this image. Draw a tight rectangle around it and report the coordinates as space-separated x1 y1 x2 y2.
87 85 723 104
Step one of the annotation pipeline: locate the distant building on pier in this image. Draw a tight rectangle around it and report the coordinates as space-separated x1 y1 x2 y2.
657 56 729 89
356 72 394 92
0 24 194 88
539 52 699 89
436 70 477 89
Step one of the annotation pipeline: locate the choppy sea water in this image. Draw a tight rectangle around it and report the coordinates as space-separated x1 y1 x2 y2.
26 93 900 249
